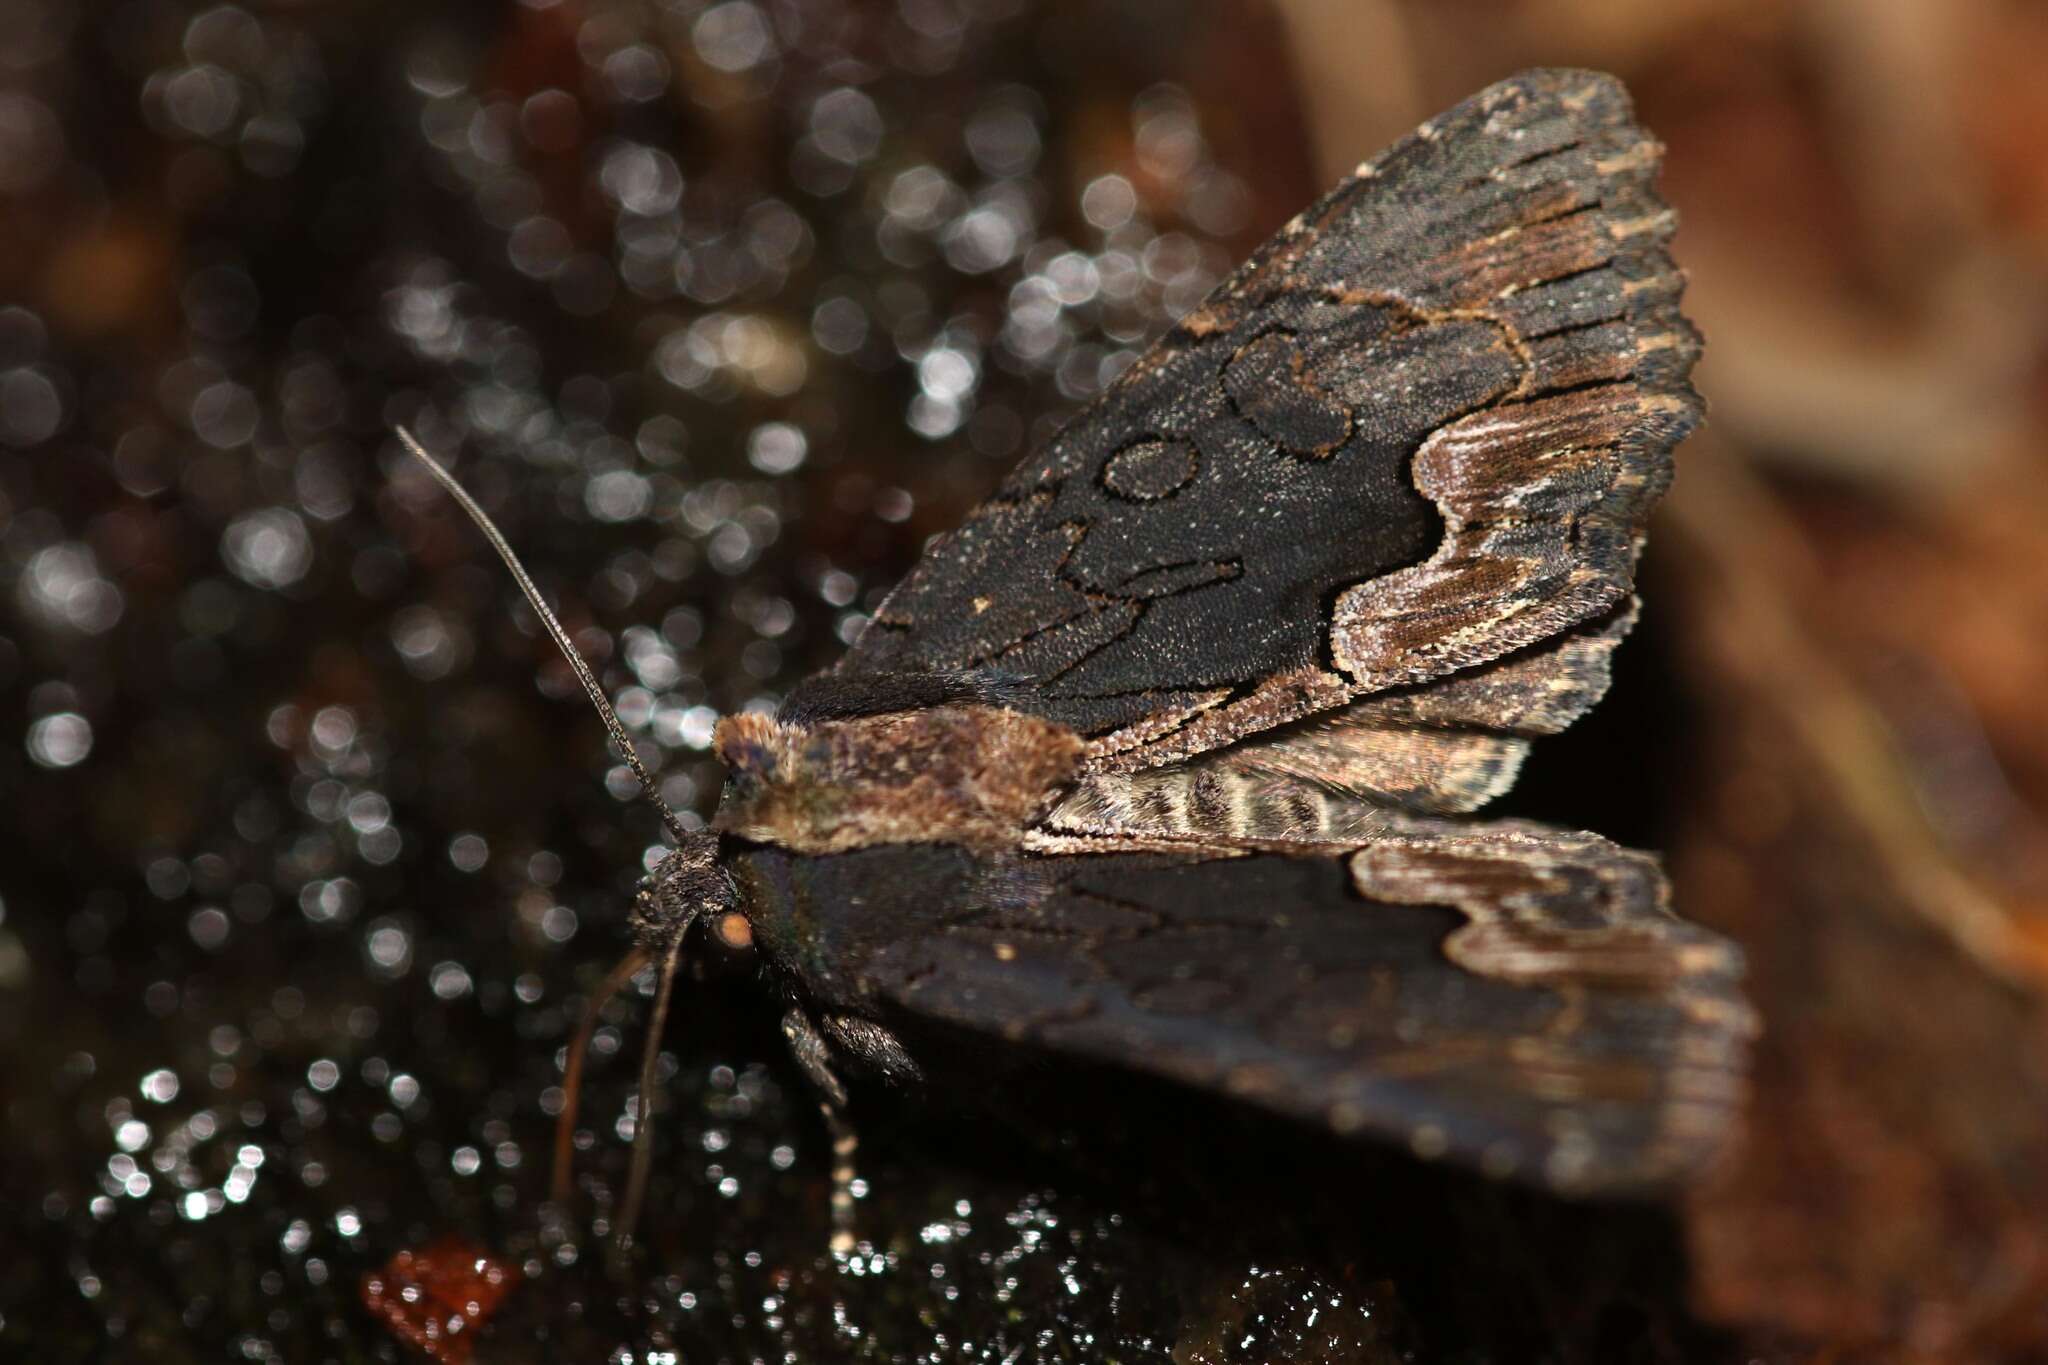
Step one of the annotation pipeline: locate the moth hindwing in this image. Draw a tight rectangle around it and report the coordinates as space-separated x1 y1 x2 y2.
410 67 1749 1251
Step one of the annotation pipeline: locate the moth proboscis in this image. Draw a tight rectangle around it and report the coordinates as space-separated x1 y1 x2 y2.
396 66 1754 1260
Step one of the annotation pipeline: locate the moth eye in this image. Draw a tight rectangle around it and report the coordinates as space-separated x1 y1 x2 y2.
721 739 776 778
714 912 754 951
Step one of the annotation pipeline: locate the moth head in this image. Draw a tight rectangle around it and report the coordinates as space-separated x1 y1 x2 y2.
630 830 737 947
712 711 802 783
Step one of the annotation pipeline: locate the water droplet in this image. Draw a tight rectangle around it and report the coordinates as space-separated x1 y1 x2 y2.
601 44 670 104
746 422 806 475
0 366 62 445
0 93 65 193
1081 174 1137 231
429 961 473 1000
221 508 312 588
20 544 122 633
600 143 682 216
692 2 775 73
187 906 231 950
585 469 651 522
159 64 242 140
540 905 578 944
25 712 90 768
365 922 410 976
447 833 488 873
809 87 882 165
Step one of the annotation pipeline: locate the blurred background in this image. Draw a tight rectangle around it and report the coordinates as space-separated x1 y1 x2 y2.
3 1 2046 1360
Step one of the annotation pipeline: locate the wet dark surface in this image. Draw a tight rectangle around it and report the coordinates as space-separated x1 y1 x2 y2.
0 2 1734 1360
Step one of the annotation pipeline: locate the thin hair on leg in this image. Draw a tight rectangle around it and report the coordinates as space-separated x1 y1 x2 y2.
821 1101 859 1257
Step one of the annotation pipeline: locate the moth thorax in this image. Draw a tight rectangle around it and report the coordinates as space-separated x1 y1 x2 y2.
629 831 734 946
710 705 1083 854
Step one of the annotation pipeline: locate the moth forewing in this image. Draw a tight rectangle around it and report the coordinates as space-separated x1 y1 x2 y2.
833 68 1699 770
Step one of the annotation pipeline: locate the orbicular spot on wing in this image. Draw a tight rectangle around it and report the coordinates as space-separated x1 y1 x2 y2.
1222 330 1353 459
1100 438 1199 501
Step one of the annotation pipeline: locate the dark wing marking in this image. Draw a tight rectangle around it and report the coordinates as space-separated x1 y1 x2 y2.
733 823 1751 1195
776 667 1030 726
831 69 1699 774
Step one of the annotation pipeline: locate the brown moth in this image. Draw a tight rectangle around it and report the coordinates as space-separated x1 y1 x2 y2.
401 66 1751 1255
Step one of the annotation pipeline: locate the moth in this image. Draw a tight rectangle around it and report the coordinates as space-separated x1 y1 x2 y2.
399 67 1751 1255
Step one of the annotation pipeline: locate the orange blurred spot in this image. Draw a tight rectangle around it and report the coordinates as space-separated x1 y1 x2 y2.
360 1237 520 1362
715 910 754 950
40 213 172 339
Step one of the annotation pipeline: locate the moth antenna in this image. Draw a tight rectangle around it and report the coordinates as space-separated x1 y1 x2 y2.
394 426 687 843
551 944 655 1209
615 934 685 1252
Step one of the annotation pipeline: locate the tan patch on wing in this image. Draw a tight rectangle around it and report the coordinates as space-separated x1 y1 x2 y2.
1295 598 1639 813
1330 385 1684 688
1346 597 1635 734
1405 206 1622 312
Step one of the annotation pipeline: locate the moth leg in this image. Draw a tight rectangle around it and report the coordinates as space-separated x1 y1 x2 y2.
616 935 686 1253
552 945 654 1208
822 1013 924 1085
781 1006 860 1256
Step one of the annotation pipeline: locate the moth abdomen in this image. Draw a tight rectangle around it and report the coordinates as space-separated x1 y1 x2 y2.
1047 758 1391 843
